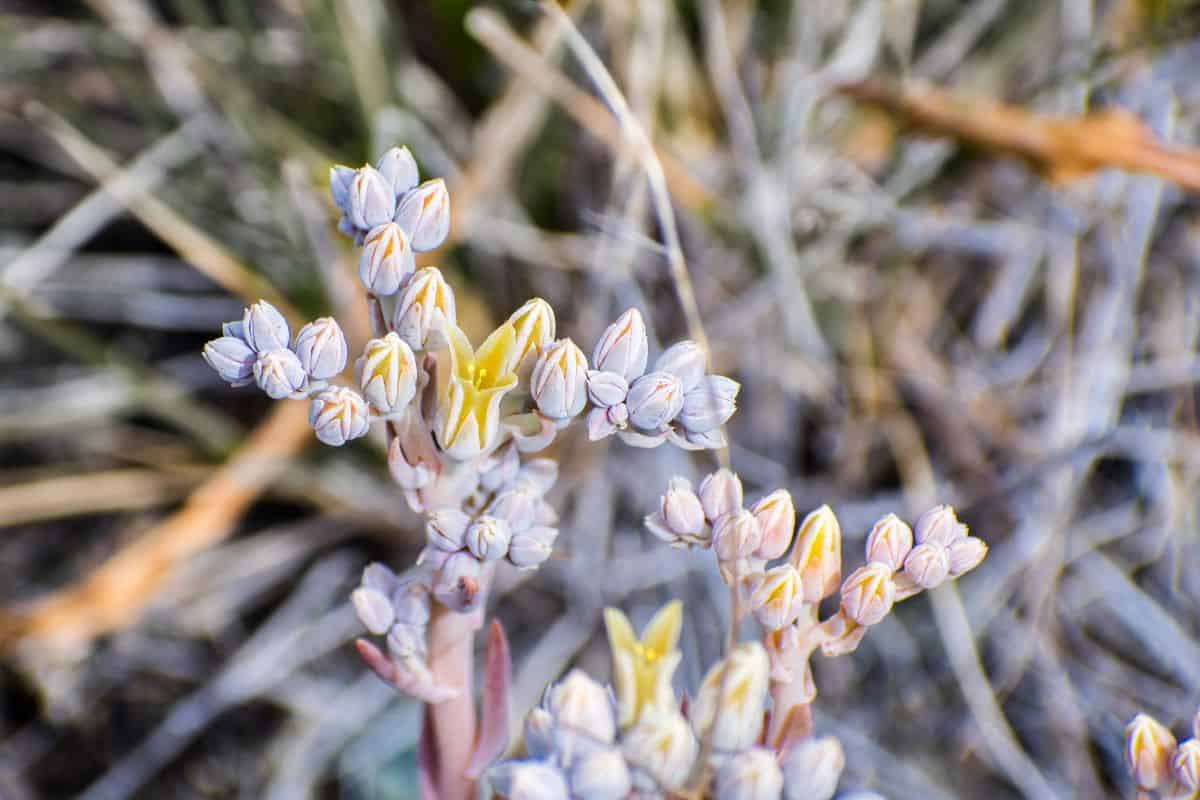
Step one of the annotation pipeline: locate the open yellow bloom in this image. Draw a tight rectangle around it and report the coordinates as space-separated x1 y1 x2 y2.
438 322 520 460
603 600 683 729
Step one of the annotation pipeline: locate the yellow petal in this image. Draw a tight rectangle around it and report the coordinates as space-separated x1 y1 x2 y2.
475 323 518 385
642 600 683 659
604 606 638 653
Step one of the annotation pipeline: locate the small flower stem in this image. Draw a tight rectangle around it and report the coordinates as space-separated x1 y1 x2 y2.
426 603 478 800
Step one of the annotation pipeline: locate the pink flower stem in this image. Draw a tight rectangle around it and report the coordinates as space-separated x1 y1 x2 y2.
425 603 478 800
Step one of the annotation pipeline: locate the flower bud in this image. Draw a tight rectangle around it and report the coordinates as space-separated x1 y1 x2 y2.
486 485 539 532
699 468 744 522
715 748 784 800
393 178 450 252
840 562 895 626
654 340 706 392
691 642 770 752
375 145 419 198
387 622 425 660
489 760 569 800
586 407 619 441
524 707 555 760
568 747 631 800
391 579 431 627
426 508 470 552
947 536 988 576
508 526 558 569
864 513 913 572
1126 713 1177 790
1174 738 1200 790
348 165 395 231
592 308 649 382
242 299 290 352
351 586 394 635
506 298 556 372
586 370 628 408
393 266 457 350
362 562 398 594
677 375 739 433
433 551 482 611
466 515 512 562
749 489 796 560
546 669 617 744
293 317 347 380
713 510 763 563
626 371 685 431
358 222 415 296
645 478 707 547
531 338 587 419
622 707 697 791
329 164 355 213
749 564 805 630
308 386 370 446
903 542 950 589
782 736 844 800
790 505 842 604
357 332 418 414
914 504 967 548
254 348 306 399
203 335 256 385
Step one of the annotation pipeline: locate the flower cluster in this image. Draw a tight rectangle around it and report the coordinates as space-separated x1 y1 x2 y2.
489 602 846 800
1124 709 1200 797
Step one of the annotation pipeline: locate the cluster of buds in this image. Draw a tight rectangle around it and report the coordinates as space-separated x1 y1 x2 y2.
1124 709 1200 797
489 602 846 800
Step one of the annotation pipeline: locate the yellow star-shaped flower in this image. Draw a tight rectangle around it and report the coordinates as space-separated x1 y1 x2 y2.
603 600 683 729
438 321 520 460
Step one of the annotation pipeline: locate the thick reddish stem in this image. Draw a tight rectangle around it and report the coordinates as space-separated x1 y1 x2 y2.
425 603 477 800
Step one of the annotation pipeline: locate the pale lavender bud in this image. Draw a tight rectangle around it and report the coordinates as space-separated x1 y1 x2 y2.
546 669 616 744
947 537 988 577
626 371 685 431
586 370 629 408
391 579 431 627
254 348 306 399
362 562 398 594
357 332 418 414
508 526 558 568
914 505 967 548
393 266 457 350
487 486 538 532
749 564 805 630
699 468 743 522
749 489 796 560
203 336 256 385
1174 739 1200 790
647 478 706 545
864 514 913 572
293 317 347 380
221 319 244 339
715 748 784 800
713 509 763 562
466 515 512 562
1126 713 1177 790
433 551 482 611
677 375 739 433
531 338 588 419
654 340 707 392
782 737 844 800
348 165 395 231
592 309 649 382
358 222 415 296
524 708 556 760
840 562 896 626
568 748 631 800
505 298 557 373
586 407 618 441
351 586 394 634
622 708 697 791
242 300 290 352
490 761 569 800
376 145 419 198
903 542 950 589
329 165 355 213
426 508 470 551
387 622 425 660
393 178 450 252
308 386 370 446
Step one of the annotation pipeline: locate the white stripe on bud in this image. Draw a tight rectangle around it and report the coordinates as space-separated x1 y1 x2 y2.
592 308 648 382
903 542 950 589
840 562 895 626
359 222 415 296
357 332 418 414
1125 713 1177 790
426 508 470 552
293 317 347 380
242 300 290 352
626 371 685 431
393 178 450 252
677 375 739 433
254 349 306 399
393 266 457 351
348 165 395 231
308 386 370 446
375 146 419 198
699 468 744 523
914 504 967 548
864 513 913 572
653 340 706 392
466 515 512 562
203 335 256 385
532 338 588 420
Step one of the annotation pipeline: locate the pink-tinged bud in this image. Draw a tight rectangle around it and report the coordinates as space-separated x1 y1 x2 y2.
242 299 290 352
781 736 844 800
840 562 896 627
308 387 371 446
466 515 511 562
433 551 482 611
653 340 706 392
592 308 649 382
699 468 744 522
348 165 395 231
531 338 588 419
586 370 628 408
254 349 306 399
375 145 419 198
393 267 457 351
387 427 436 490
393 177 450 252
568 747 631 800
715 748 784 800
626 371 685 431
1125 713 1177 790
863 513 913 572
947 536 988 577
691 643 771 752
790 505 842 603
1174 739 1200 790
507 525 558 569
203 336 256 385
749 564 805 630
622 708 697 791
293 317 348 380
713 509 763 562
660 478 706 539
358 222 415 296
357 332 418 414
546 669 616 744
426 508 470 552
677 375 739 433
914 504 967 548
489 760 569 800
903 542 950 589
586 406 619 441
351 586 394 634
749 489 796 560
505 298 557 372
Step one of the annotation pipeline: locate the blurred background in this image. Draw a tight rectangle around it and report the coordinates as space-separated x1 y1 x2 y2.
3 0 1200 797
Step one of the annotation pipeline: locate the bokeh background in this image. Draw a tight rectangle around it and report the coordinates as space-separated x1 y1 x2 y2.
3 0 1200 797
